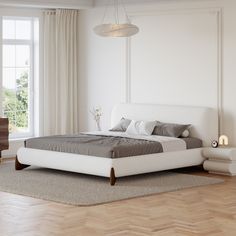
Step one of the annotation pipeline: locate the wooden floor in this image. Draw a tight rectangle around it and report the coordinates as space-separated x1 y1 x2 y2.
0 160 236 236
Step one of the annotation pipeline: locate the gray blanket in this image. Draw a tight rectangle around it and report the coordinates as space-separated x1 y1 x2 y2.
25 134 202 159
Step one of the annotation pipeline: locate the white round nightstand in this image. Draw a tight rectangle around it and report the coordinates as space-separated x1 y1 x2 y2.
202 147 236 176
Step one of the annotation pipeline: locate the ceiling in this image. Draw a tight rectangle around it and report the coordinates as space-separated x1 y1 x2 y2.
0 0 208 9
0 0 94 9
94 0 206 6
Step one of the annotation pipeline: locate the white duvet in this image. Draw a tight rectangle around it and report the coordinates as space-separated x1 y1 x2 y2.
84 131 187 153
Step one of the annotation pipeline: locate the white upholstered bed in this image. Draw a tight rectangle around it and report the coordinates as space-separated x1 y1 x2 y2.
16 103 218 185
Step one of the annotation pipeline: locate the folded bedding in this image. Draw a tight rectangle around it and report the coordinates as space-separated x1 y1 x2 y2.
25 131 202 159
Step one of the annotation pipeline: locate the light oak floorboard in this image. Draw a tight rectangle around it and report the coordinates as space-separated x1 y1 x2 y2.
0 160 235 236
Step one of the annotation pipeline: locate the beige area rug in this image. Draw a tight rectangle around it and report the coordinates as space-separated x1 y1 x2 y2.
0 163 223 206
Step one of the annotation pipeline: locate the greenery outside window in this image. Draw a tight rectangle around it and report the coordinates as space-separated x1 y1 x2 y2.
2 17 35 138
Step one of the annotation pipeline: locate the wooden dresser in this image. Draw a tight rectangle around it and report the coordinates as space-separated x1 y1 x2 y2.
0 118 9 158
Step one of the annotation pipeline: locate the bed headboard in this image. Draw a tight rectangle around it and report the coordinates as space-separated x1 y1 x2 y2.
111 103 218 147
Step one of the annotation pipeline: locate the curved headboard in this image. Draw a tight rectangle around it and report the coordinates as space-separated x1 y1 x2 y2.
111 103 218 147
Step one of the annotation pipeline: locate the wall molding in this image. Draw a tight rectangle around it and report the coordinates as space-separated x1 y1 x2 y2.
216 8 223 136
125 7 223 137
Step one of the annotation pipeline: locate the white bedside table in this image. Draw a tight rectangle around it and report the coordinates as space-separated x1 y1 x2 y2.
202 147 236 176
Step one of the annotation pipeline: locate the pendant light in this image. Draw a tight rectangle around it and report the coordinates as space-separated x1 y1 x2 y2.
93 0 139 37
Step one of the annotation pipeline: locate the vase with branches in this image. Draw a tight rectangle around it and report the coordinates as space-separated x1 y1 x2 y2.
90 107 102 131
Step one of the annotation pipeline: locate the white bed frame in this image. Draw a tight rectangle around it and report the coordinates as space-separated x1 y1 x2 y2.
16 103 218 185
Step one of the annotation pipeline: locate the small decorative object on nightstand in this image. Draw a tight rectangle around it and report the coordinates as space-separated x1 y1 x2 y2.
219 135 229 146
203 147 236 176
211 140 219 148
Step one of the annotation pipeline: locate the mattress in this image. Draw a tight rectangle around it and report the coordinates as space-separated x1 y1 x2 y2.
25 132 202 159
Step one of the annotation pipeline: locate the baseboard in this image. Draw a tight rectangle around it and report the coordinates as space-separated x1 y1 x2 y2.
209 171 236 176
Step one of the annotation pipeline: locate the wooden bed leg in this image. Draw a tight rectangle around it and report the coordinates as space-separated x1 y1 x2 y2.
110 167 116 186
15 156 30 170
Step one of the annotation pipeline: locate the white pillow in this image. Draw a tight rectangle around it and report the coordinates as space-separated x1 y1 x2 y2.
126 120 157 136
181 129 190 138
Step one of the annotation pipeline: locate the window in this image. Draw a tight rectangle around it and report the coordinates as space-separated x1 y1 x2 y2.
1 17 37 138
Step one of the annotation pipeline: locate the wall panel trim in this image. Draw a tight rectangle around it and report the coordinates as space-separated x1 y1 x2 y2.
125 7 223 137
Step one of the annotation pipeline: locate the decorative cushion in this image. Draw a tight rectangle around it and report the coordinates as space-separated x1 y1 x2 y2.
181 129 190 138
152 121 190 138
126 120 157 136
109 118 131 132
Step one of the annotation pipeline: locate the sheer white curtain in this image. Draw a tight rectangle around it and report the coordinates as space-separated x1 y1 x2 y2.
43 9 79 135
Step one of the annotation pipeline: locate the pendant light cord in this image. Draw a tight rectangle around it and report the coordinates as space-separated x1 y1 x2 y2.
101 0 131 24
101 0 110 24
121 0 131 23
114 0 119 24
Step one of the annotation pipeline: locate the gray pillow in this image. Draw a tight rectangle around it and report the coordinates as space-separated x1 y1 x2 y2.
109 118 131 132
152 121 190 138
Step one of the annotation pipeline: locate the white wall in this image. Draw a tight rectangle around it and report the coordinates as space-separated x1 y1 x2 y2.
79 9 127 131
79 0 236 146
128 10 218 107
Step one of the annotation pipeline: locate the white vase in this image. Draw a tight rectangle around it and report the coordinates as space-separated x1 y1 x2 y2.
96 121 101 131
